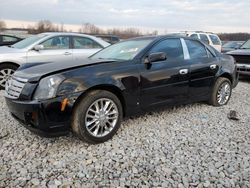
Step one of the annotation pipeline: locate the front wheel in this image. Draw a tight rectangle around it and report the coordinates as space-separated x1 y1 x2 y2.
72 90 123 144
0 64 18 90
209 77 232 106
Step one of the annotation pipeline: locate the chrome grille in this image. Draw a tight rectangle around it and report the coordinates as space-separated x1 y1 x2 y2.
5 76 27 99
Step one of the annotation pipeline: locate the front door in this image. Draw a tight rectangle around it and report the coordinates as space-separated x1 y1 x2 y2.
26 35 73 63
139 38 190 109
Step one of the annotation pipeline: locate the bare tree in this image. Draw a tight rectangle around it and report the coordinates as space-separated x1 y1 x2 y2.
28 20 59 34
0 20 6 31
79 23 102 34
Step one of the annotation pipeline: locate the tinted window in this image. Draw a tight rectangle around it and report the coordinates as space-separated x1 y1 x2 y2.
73 37 102 49
200 34 209 44
190 34 199 39
150 39 184 60
3 36 18 42
185 40 208 59
41 36 70 49
209 35 221 45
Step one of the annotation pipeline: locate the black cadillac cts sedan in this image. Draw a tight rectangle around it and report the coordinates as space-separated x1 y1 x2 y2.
5 35 238 143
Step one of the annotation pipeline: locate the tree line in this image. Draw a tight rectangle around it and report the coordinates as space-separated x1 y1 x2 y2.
218 33 250 41
1 20 249 41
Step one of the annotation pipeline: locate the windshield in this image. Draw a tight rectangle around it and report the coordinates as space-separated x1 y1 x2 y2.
241 40 250 49
223 41 240 48
91 39 153 61
12 34 47 49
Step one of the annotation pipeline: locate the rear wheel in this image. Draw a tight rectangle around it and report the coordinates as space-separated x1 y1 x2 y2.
0 64 18 90
72 90 123 144
209 77 232 106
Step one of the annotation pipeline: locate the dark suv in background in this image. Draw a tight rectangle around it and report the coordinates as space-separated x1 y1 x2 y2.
5 35 238 143
227 39 250 76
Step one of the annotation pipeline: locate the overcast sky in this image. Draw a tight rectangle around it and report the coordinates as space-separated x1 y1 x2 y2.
1 0 250 33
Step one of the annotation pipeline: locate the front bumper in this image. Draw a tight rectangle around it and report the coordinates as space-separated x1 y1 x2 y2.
237 63 250 75
5 93 81 137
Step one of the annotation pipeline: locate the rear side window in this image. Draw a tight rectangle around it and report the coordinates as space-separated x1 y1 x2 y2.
73 37 102 49
150 39 184 60
199 34 209 44
190 34 199 39
185 39 208 59
209 35 221 45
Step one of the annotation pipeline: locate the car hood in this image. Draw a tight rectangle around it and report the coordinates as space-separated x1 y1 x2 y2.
227 49 250 56
0 46 25 54
14 58 117 82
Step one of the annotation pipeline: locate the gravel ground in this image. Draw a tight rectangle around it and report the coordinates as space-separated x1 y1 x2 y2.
0 81 250 188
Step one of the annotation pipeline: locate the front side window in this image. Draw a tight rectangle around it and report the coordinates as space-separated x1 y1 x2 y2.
185 39 208 59
209 35 221 45
3 36 18 42
150 38 184 60
73 37 102 49
199 34 209 44
41 36 70 50
91 39 153 61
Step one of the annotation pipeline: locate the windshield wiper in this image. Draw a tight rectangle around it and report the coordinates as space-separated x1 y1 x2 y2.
98 57 121 61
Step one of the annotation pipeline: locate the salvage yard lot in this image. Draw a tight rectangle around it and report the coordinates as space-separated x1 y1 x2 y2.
0 81 250 187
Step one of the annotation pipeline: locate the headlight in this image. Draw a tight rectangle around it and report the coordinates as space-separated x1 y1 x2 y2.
33 75 64 100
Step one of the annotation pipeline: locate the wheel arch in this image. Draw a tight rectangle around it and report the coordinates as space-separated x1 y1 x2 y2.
0 61 20 69
73 84 126 117
218 72 233 84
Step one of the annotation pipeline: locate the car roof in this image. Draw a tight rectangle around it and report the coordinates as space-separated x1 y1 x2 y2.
127 34 192 41
40 32 110 47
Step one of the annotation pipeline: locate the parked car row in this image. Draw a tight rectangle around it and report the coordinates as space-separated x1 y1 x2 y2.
0 32 110 89
4 34 238 143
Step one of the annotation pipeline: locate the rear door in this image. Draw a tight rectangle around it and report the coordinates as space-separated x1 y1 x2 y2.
139 38 190 109
72 36 103 60
26 35 73 63
185 39 219 100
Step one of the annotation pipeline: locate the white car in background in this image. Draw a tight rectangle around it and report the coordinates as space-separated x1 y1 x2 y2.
187 32 222 52
0 32 110 89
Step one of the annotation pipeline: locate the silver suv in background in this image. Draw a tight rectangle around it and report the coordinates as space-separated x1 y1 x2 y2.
187 32 222 52
0 32 110 89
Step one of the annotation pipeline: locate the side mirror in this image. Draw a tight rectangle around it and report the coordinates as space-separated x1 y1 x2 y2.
33 45 44 51
145 52 167 64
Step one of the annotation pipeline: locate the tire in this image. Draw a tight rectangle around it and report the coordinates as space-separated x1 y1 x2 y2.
71 90 123 144
0 64 18 90
209 77 232 106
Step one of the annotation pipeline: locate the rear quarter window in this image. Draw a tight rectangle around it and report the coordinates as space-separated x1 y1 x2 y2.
209 35 221 45
199 34 210 45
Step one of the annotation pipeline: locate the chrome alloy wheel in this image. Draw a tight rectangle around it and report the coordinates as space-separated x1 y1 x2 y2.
85 98 119 138
217 82 231 105
0 69 15 88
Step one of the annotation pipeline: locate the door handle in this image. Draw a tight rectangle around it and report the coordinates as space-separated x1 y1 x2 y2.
210 64 217 70
64 52 72 55
179 69 188 75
